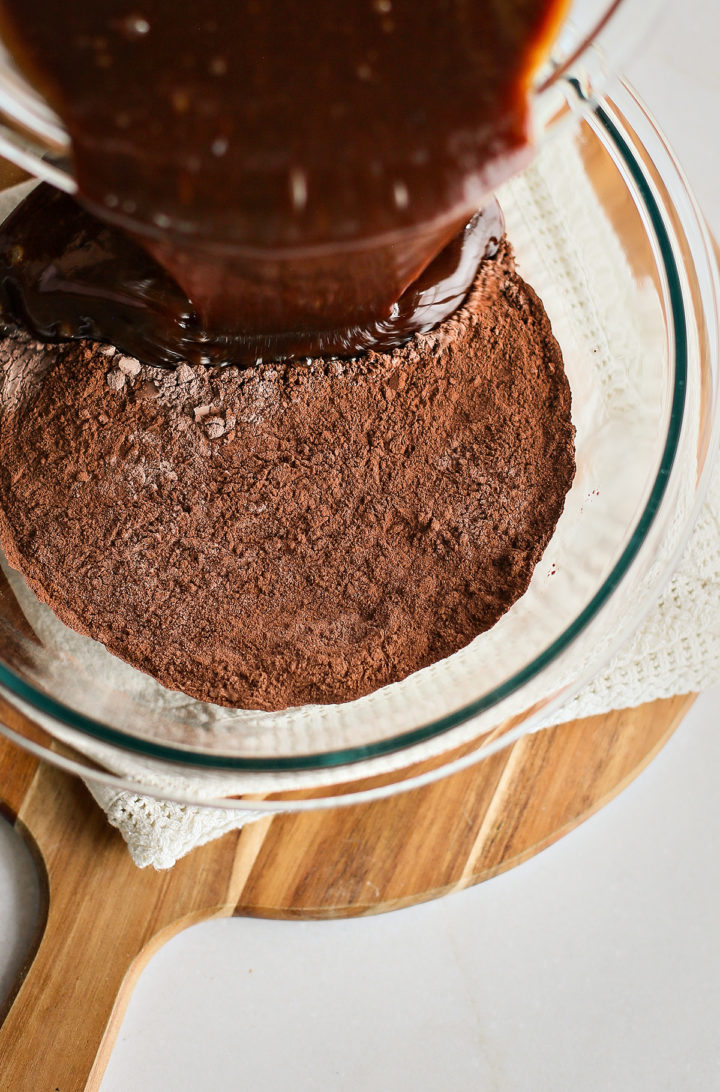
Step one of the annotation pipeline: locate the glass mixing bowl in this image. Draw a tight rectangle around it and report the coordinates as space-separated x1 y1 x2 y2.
0 75 715 812
0 0 713 812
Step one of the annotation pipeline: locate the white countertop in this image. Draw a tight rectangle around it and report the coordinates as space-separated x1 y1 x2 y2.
1 4 720 1088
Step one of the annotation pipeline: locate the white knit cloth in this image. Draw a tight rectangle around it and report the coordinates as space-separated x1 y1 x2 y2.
4 134 718 869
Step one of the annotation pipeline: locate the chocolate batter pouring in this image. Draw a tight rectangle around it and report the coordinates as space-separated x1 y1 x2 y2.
0 0 568 362
0 0 576 709
0 242 574 709
0 185 506 367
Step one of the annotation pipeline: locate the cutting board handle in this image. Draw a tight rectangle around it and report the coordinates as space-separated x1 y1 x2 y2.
0 855 169 1091
0 735 249 1091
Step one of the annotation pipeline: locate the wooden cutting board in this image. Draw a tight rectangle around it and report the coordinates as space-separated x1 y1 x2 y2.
0 691 695 1090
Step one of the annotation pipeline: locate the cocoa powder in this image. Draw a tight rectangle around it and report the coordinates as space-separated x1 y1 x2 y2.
0 242 575 710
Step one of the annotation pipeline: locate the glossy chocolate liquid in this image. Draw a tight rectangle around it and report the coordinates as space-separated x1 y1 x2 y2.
0 0 567 365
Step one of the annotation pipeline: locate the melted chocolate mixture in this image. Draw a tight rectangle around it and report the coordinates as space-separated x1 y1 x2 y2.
0 185 504 367
0 0 567 364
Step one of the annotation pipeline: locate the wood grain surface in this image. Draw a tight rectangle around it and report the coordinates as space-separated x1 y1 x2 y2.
0 692 695 1090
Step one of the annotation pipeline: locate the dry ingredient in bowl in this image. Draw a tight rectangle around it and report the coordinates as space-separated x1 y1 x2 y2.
0 239 575 710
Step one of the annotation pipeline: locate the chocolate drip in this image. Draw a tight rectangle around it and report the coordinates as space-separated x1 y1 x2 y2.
0 185 504 366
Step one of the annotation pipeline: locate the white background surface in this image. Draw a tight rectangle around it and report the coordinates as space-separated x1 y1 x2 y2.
1 3 720 1088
